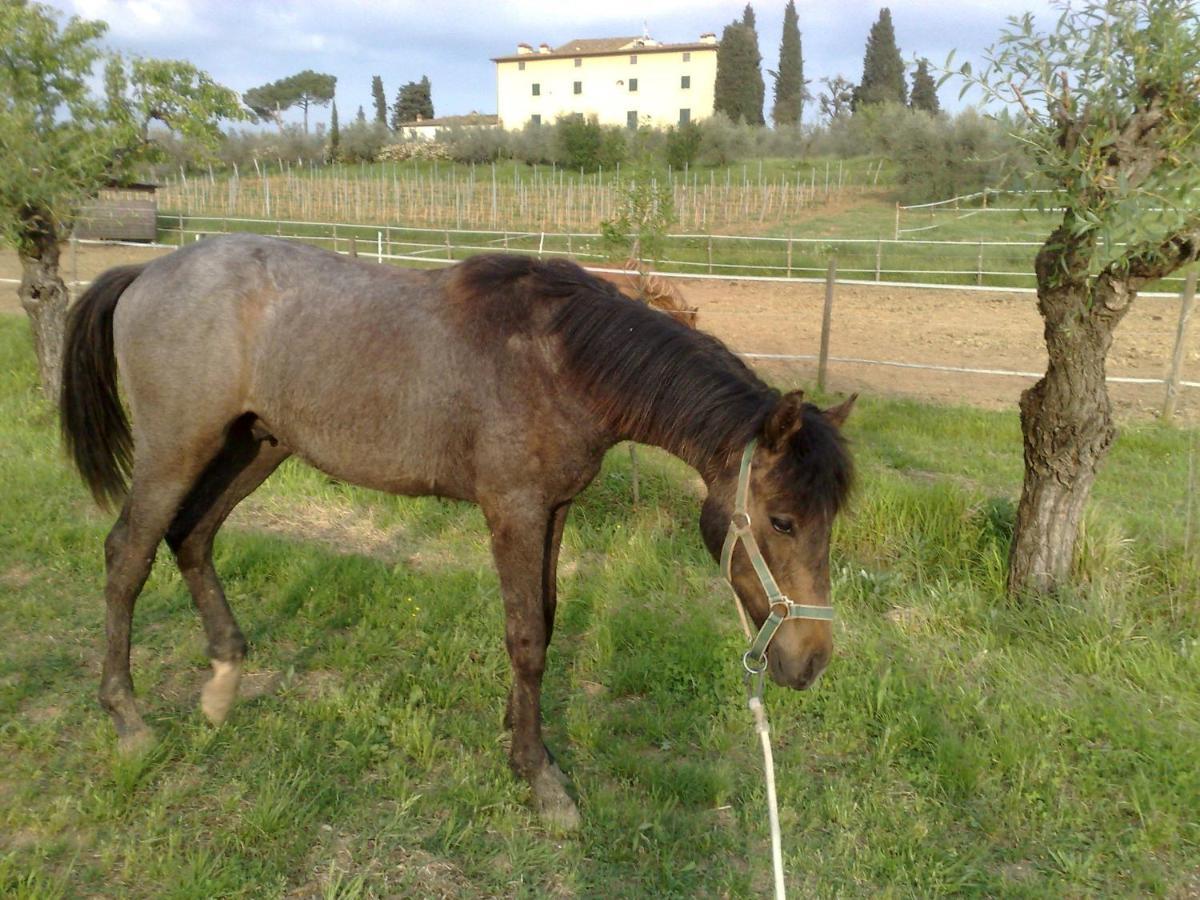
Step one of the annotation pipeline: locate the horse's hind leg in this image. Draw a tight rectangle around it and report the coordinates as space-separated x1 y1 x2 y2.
165 417 290 726
100 451 219 752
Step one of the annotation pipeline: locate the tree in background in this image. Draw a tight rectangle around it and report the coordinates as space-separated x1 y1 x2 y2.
818 75 856 121
356 105 366 124
391 76 434 128
329 100 340 161
909 58 939 113
287 70 336 133
770 0 805 127
244 70 335 133
741 3 756 31
714 22 764 125
0 1 241 398
742 5 766 126
958 0 1200 595
853 8 907 109
665 121 702 169
371 75 388 127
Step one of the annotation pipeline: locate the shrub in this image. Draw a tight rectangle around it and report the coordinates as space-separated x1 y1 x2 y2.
664 122 702 170
338 122 390 163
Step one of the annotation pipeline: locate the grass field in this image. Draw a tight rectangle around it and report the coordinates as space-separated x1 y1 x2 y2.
1 313 1198 897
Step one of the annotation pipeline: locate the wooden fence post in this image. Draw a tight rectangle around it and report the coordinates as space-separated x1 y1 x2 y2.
786 238 793 278
707 236 714 274
818 258 837 392
977 241 985 286
875 238 882 282
1163 269 1198 422
348 236 357 258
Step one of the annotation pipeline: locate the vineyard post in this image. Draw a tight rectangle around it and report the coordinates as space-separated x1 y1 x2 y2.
818 258 837 392
1163 269 1198 422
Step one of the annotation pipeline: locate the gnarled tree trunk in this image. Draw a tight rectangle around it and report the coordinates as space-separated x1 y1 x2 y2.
1008 225 1133 595
17 223 70 401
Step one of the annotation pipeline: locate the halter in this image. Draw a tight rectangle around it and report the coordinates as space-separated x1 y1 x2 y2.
720 439 834 675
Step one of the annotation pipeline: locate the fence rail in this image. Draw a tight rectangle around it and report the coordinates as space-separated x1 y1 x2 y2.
151 212 1191 294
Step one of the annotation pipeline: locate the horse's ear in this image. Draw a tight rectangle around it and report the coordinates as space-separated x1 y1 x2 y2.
823 393 858 429
762 391 806 451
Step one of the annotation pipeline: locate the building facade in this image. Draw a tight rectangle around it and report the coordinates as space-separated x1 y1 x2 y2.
493 34 718 130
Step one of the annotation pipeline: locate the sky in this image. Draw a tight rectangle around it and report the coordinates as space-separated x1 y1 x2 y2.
50 0 1057 129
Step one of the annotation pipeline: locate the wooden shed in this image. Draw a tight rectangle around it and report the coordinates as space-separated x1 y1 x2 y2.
74 183 158 242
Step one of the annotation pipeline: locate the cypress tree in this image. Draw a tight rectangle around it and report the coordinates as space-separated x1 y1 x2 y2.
854 8 907 109
371 75 388 126
329 100 340 160
909 58 940 113
417 75 434 120
714 20 765 125
741 3 756 30
771 0 804 127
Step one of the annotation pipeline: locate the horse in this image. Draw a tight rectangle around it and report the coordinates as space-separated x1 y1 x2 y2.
59 234 855 830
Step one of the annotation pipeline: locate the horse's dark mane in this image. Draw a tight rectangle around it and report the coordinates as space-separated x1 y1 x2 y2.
454 255 853 509
456 254 775 467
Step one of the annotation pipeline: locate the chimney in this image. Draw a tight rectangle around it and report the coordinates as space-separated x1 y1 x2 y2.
538 43 551 54
517 43 532 55
699 32 716 44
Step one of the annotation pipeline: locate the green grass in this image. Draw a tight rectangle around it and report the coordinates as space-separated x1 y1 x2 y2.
1 315 1197 897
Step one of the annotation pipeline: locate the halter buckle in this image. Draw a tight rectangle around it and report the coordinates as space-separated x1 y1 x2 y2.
730 511 752 533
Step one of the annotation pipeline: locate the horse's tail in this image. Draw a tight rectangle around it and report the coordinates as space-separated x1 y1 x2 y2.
60 265 146 509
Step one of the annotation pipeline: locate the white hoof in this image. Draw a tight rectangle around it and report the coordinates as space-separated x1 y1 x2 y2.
532 768 581 832
200 660 242 726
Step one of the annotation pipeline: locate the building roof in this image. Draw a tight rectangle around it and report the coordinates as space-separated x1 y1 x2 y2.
554 37 640 54
493 36 717 63
396 113 499 128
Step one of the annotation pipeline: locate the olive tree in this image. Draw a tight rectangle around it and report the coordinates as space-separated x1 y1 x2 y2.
0 1 242 399
956 0 1200 594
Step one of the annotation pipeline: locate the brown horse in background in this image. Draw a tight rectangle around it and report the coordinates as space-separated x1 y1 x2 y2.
60 234 854 829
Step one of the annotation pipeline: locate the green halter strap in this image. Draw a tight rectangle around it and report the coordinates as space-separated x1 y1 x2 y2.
720 439 834 675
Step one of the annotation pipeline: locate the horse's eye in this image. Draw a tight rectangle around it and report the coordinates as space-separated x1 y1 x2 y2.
769 516 794 535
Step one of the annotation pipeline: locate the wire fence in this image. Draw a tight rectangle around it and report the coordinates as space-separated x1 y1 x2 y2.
153 212 1190 294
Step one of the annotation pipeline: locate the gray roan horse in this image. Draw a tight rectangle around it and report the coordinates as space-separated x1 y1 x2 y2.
60 234 854 829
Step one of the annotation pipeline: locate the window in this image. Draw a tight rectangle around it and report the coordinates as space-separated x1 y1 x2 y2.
679 108 690 125
629 78 638 92
573 81 582 95
630 54 638 64
531 114 541 126
682 51 691 62
626 110 638 129
681 75 690 89
532 83 540 96
518 60 525 71
574 57 582 67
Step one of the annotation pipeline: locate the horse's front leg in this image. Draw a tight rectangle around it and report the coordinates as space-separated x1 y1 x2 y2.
485 498 580 831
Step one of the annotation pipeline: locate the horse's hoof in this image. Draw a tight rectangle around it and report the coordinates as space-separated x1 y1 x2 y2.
547 760 570 787
200 660 242 726
532 768 581 832
116 727 156 757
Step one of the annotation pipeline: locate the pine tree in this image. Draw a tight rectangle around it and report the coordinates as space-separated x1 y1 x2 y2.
854 8 907 109
391 77 435 128
909 58 939 113
714 21 765 125
770 0 804 127
371 75 388 126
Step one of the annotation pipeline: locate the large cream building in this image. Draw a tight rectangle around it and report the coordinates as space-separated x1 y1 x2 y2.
493 34 718 130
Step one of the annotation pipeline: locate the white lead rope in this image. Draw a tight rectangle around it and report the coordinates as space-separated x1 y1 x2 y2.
730 585 788 900
749 694 787 900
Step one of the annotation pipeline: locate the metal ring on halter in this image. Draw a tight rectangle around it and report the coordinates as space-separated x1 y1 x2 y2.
742 649 769 675
770 599 793 619
731 511 752 532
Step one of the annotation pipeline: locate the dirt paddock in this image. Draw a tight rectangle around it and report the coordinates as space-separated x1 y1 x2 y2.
3 242 1197 425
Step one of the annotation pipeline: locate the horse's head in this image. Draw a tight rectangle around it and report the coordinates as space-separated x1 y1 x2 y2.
701 391 855 690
